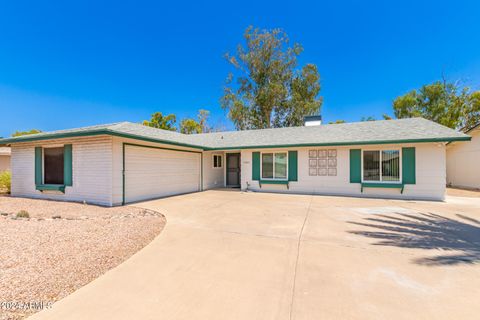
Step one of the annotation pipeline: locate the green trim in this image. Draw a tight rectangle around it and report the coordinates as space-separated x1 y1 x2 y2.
288 151 298 181
203 137 471 151
259 180 289 189
349 149 361 183
121 142 203 205
35 146 43 186
64 144 73 186
36 184 66 193
402 147 416 184
0 129 205 150
361 183 404 193
252 152 260 181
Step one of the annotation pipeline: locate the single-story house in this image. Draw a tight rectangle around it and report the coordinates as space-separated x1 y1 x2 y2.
0 117 471 206
446 122 480 189
0 147 11 172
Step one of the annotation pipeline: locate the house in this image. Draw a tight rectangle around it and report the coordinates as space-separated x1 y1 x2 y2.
446 123 480 190
0 118 471 206
0 147 11 172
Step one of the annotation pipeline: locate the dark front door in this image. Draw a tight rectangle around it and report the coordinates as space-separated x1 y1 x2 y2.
226 153 241 187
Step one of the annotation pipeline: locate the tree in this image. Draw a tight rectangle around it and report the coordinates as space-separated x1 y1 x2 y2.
221 26 323 130
361 116 376 121
382 114 393 120
180 118 202 134
392 79 480 130
142 112 177 131
12 129 42 137
179 109 212 134
328 120 346 124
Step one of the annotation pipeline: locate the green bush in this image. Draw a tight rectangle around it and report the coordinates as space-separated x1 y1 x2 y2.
0 171 11 194
16 210 29 218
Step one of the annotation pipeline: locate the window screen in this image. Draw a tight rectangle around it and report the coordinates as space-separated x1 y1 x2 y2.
262 153 274 179
44 147 64 184
381 150 400 181
213 155 222 168
262 152 287 179
363 151 380 181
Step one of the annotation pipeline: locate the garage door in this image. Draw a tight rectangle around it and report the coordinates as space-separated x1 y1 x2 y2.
124 145 201 203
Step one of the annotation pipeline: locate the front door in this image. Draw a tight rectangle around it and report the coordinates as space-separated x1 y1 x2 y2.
226 153 241 187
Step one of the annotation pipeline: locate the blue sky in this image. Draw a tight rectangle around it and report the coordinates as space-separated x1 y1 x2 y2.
0 0 479 137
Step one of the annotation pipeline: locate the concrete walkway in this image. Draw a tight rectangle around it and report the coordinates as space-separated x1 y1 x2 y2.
30 190 480 320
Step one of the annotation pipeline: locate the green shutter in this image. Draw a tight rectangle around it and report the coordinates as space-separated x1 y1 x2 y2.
35 147 42 186
350 149 361 183
402 147 416 184
288 151 298 181
64 144 73 186
252 152 260 180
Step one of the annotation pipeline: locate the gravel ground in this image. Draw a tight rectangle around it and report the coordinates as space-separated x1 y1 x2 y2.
0 197 166 320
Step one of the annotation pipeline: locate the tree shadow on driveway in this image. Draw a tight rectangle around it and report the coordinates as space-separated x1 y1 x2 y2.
348 212 480 266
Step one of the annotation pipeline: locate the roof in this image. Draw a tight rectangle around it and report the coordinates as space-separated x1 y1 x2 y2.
0 118 471 150
0 147 10 155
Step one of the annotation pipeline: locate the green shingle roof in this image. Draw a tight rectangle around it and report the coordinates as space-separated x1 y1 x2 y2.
0 118 471 150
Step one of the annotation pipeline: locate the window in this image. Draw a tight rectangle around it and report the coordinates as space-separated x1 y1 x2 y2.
44 147 64 184
262 152 287 179
213 154 222 168
363 149 400 182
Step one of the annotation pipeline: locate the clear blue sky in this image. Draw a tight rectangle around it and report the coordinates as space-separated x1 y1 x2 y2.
0 0 479 137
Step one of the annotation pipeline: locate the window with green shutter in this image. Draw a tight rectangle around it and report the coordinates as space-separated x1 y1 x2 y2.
35 144 72 191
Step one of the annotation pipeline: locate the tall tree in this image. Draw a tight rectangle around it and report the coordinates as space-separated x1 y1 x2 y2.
12 129 42 137
143 112 177 131
221 26 323 130
179 109 212 134
393 79 480 130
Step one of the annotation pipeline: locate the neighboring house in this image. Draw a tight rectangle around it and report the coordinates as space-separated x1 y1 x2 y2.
0 147 11 172
0 118 471 206
446 123 480 189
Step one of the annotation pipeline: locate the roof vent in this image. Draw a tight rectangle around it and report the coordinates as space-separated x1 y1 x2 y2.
304 115 322 126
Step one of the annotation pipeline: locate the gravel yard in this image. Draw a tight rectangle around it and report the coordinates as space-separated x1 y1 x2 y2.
0 196 166 320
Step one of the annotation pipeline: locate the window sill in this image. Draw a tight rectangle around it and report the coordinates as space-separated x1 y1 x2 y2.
259 180 289 189
361 182 404 194
36 184 66 193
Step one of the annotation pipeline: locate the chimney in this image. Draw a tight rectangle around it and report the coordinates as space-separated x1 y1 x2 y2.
304 115 322 126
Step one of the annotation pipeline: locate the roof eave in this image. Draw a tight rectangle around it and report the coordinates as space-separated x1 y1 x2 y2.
0 129 206 150
203 136 472 150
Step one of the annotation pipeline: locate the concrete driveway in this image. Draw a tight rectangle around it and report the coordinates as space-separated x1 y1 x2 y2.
31 190 480 320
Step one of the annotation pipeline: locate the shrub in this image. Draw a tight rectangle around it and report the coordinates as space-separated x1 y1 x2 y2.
16 210 30 218
0 170 11 194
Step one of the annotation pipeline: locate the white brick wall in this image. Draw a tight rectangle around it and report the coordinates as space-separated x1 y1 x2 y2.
11 136 113 206
241 143 446 201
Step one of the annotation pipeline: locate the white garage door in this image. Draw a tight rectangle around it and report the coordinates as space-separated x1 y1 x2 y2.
124 145 201 203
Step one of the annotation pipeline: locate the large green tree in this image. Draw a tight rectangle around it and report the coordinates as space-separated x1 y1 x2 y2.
179 109 211 134
393 80 480 130
221 26 323 130
12 129 42 137
143 112 177 131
